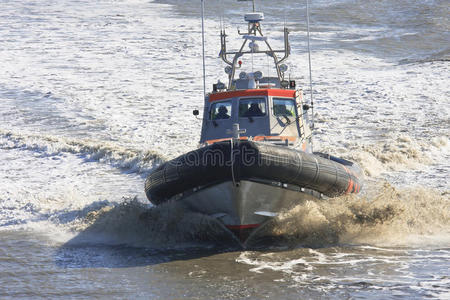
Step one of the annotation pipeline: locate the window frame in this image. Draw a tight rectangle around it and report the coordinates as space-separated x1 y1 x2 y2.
238 97 268 119
271 97 297 118
209 100 233 121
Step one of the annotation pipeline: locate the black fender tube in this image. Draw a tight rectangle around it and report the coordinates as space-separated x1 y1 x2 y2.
145 140 364 205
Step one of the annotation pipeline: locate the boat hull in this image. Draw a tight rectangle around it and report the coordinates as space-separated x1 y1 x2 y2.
145 140 364 242
179 180 318 242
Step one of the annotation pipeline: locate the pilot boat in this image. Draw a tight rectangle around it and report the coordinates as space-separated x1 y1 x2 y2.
145 2 363 243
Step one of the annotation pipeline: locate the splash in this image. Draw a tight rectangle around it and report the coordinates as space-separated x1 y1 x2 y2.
248 181 450 248
322 135 449 177
62 181 450 249
64 197 239 248
0 129 165 174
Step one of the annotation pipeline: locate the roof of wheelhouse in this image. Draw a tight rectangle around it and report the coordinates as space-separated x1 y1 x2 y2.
209 89 296 102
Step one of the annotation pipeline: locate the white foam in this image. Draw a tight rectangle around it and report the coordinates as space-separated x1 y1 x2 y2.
0 0 448 253
0 129 163 174
236 251 312 274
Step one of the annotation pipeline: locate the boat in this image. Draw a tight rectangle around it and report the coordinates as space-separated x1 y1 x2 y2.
145 0 364 243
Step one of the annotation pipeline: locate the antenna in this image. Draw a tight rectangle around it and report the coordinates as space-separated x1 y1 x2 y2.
201 0 206 99
305 0 314 133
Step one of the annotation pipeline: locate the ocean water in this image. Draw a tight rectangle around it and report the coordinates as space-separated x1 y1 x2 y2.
0 0 449 299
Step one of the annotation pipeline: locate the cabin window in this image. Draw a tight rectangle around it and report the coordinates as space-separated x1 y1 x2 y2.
273 98 296 117
210 101 232 120
239 98 266 118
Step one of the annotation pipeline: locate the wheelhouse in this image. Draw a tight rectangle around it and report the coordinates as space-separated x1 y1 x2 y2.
200 89 310 148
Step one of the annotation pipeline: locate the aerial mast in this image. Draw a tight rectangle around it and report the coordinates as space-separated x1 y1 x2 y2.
306 0 314 132
200 0 206 100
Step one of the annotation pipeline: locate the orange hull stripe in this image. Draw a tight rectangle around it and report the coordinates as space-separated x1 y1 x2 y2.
205 137 247 145
253 136 297 142
209 89 296 102
226 224 260 230
346 179 354 194
205 136 297 145
302 142 307 151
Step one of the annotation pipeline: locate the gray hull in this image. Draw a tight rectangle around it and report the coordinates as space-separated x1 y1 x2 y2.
180 180 318 241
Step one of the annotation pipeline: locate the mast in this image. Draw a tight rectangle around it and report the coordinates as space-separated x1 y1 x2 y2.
306 0 314 131
219 5 290 90
201 0 206 99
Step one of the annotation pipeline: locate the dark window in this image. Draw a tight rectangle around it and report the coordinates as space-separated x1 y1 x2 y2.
239 98 266 118
210 101 232 120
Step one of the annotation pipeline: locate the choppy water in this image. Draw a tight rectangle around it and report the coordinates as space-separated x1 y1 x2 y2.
0 0 449 299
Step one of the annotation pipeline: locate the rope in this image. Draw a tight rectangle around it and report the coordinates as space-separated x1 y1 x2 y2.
230 139 236 186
